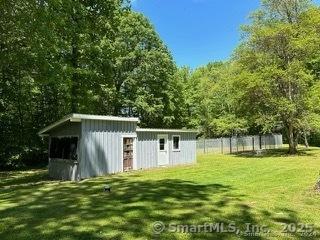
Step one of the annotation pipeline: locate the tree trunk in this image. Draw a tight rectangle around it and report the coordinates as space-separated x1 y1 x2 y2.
70 9 80 113
112 91 121 116
113 74 124 116
303 131 309 148
287 123 297 154
70 42 79 113
17 70 24 147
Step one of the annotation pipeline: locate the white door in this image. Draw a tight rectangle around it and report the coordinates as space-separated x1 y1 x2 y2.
157 134 169 165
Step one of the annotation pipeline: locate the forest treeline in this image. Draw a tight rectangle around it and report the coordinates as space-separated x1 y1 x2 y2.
1 0 320 168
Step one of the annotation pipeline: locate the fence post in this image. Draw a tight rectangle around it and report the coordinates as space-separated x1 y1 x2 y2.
273 134 275 149
259 135 262 149
252 136 255 151
236 136 239 153
242 137 245 152
221 137 223 154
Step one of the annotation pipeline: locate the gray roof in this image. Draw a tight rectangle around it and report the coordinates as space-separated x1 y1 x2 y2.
38 113 198 136
38 113 139 136
136 128 198 133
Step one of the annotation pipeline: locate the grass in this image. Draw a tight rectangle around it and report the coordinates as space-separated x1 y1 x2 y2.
1 148 320 240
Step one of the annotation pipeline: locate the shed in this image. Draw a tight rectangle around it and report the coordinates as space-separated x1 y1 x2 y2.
38 114 197 180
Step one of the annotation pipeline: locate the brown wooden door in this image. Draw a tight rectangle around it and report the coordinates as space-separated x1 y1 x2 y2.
123 138 133 171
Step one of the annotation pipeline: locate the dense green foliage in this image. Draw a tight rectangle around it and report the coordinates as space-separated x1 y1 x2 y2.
179 0 320 154
2 0 320 168
175 63 251 137
0 0 178 168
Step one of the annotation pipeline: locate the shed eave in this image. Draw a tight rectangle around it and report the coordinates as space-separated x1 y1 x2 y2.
38 114 73 136
38 113 140 136
71 114 139 123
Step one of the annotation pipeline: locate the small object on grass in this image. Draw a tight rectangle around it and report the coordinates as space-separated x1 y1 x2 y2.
255 149 263 156
104 185 111 192
255 149 265 156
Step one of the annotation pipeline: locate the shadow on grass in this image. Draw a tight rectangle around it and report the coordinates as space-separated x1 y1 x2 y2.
0 169 50 189
261 208 320 240
231 147 318 159
0 171 318 240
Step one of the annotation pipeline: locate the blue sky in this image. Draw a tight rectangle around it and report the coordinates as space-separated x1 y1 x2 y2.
132 0 320 68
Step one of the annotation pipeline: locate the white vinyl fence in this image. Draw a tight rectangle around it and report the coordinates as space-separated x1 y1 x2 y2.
197 134 283 154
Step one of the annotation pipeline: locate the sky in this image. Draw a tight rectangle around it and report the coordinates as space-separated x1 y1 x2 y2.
132 0 320 69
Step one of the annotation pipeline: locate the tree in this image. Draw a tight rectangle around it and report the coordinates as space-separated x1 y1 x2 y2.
0 0 180 168
260 0 311 23
98 11 178 127
175 62 249 137
234 0 320 154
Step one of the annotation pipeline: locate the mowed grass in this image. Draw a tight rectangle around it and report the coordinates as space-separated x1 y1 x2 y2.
1 148 320 240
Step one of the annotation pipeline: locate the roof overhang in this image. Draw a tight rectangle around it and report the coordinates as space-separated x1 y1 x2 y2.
136 128 198 133
38 113 139 137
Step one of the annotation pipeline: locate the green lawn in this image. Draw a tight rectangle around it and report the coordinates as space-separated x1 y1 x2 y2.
1 148 320 240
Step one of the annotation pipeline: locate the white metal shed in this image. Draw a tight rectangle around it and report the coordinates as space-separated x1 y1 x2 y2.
39 114 197 180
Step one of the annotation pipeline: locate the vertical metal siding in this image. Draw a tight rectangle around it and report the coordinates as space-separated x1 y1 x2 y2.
48 159 79 181
48 122 81 180
169 132 197 166
136 131 197 169
80 120 136 179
